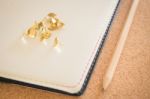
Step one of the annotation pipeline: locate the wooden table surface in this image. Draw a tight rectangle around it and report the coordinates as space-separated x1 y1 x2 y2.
0 0 150 99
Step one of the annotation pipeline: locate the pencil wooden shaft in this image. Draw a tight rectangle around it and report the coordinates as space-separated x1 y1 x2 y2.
103 0 139 90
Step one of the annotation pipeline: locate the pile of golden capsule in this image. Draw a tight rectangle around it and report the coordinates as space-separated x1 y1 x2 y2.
23 13 64 47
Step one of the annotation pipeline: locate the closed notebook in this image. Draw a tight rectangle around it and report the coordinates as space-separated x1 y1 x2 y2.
0 0 120 95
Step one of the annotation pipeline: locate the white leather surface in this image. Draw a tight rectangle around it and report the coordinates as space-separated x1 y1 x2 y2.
0 0 119 93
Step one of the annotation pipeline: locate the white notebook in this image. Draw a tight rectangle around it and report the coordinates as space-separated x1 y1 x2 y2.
0 0 120 95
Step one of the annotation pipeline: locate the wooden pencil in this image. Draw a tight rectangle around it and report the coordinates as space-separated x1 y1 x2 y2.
103 0 140 90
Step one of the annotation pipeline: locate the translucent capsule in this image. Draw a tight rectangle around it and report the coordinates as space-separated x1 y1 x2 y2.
53 37 59 47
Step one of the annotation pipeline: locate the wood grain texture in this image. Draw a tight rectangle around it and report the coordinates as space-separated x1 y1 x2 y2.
0 0 150 99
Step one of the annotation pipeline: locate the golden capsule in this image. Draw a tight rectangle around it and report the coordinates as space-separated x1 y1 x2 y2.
40 31 51 41
37 22 43 29
48 13 56 17
26 26 37 38
48 18 64 31
56 21 64 28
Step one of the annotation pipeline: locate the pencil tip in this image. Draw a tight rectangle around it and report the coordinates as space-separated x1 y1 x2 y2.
103 76 111 90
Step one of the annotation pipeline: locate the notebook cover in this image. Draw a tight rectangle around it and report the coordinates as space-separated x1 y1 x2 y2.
0 0 120 96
